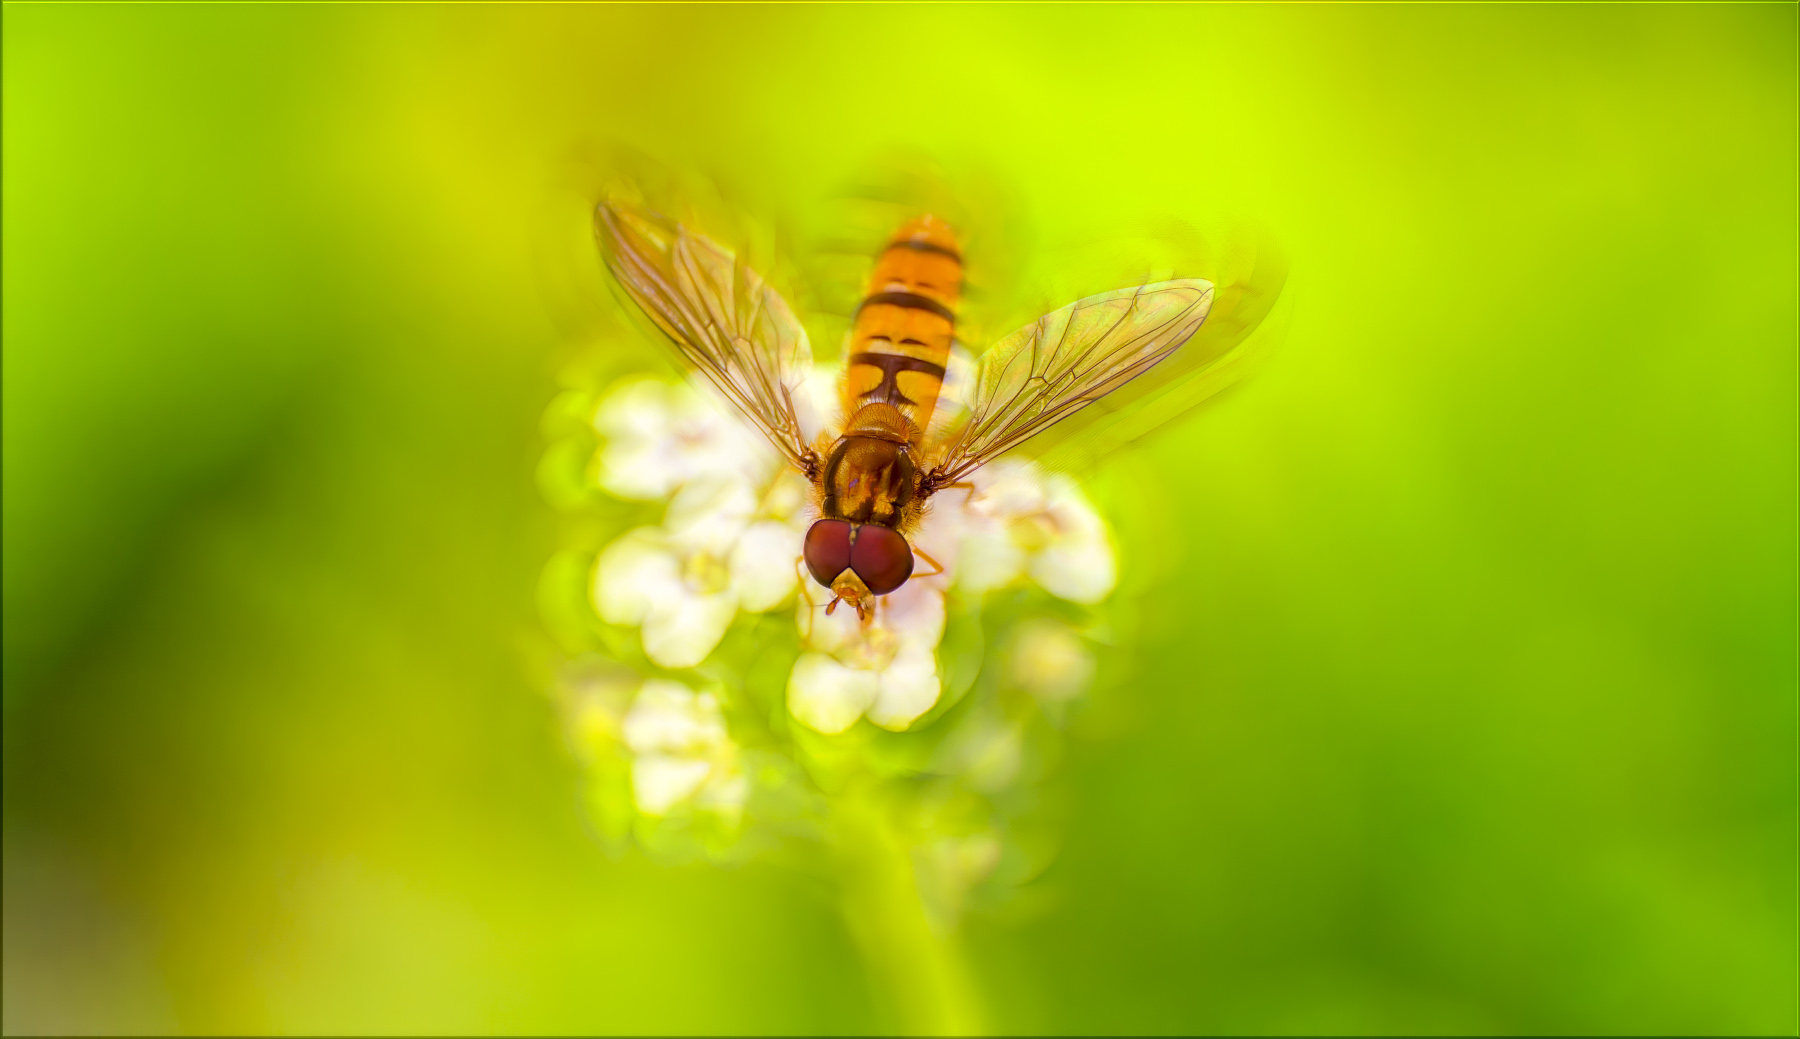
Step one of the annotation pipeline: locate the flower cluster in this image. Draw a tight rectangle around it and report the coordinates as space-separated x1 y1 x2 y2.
587 377 811 669
544 368 1117 918
587 373 1114 742
784 458 1113 734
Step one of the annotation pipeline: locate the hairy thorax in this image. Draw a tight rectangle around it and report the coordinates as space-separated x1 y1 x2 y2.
820 402 920 526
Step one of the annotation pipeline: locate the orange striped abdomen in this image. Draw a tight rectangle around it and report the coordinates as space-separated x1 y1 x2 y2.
843 216 963 442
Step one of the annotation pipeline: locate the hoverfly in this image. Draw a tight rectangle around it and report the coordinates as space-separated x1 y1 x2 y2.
597 198 1284 621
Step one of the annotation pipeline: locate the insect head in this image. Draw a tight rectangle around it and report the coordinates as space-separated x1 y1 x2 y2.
803 519 914 620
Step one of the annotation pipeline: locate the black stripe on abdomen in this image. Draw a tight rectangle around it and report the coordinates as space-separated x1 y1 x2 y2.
855 291 955 324
850 351 947 407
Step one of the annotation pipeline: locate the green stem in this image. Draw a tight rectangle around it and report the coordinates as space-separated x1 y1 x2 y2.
831 781 984 1035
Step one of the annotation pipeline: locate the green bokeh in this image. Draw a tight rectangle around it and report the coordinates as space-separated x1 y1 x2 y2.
4 5 1793 1034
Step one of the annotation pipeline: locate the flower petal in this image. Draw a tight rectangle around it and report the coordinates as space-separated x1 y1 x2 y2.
731 520 801 612
665 474 758 557
622 679 728 755
593 379 686 500
593 528 682 625
1029 475 1116 603
593 376 777 500
1030 536 1116 604
878 579 947 646
631 754 712 815
867 641 941 731
787 652 879 734
952 527 1026 594
642 590 738 669
971 459 1049 519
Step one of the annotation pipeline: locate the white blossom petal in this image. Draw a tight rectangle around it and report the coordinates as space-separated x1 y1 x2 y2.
619 681 740 817
1029 474 1116 603
801 577 945 669
952 527 1026 594
642 589 738 669
631 754 712 815
593 528 682 625
867 641 941 730
1031 536 1116 604
910 496 970 578
593 380 691 500
622 680 728 754
731 520 801 612
594 377 775 500
788 652 879 734
972 459 1049 519
879 579 947 646
664 474 758 558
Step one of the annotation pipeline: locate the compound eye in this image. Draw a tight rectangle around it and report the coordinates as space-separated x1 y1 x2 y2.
849 523 914 595
803 519 853 588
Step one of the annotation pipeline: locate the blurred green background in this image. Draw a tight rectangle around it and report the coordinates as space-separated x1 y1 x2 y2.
4 5 1794 1034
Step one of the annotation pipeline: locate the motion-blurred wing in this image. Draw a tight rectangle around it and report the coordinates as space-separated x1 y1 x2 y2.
596 200 814 471
929 281 1214 482
928 232 1288 481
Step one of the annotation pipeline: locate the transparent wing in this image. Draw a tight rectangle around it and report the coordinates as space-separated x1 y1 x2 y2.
596 200 815 471
929 281 1214 482
928 232 1288 482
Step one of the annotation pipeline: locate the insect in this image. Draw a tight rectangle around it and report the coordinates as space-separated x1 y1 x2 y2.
597 198 1284 621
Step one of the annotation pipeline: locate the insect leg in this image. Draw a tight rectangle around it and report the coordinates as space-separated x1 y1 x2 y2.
913 546 946 578
794 555 817 641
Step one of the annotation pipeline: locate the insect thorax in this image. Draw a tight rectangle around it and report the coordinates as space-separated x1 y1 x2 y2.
819 403 920 527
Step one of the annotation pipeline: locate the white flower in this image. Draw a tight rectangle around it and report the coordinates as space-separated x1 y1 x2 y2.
785 458 1115 734
785 654 878 734
587 372 1117 723
620 679 746 818
596 527 736 669
1027 473 1117 604
590 379 812 669
928 458 1117 603
788 576 947 733
592 377 776 500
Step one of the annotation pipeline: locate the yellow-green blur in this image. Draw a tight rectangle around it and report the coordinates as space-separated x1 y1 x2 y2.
4 5 1794 1034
